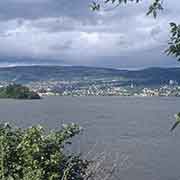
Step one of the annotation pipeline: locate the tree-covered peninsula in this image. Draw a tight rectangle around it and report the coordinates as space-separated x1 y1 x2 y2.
0 84 40 99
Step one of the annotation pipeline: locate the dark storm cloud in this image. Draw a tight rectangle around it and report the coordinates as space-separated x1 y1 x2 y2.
0 0 179 68
0 0 92 20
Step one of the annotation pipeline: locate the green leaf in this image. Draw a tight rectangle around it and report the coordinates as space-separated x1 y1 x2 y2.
171 113 180 131
170 22 177 28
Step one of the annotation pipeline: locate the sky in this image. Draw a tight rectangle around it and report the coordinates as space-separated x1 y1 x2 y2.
0 0 180 69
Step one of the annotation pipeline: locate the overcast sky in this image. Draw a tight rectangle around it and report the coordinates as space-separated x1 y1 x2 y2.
0 0 180 68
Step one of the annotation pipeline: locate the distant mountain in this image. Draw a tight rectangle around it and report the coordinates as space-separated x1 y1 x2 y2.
0 66 179 86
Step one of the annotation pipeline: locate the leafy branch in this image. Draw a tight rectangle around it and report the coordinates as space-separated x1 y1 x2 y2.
0 123 88 180
165 23 180 61
90 0 163 18
171 113 180 131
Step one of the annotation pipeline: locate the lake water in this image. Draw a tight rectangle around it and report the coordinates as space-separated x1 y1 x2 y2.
0 96 180 180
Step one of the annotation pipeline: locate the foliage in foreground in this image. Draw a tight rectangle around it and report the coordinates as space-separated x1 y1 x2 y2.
90 0 180 61
90 0 163 18
0 123 88 180
171 112 180 131
0 84 40 99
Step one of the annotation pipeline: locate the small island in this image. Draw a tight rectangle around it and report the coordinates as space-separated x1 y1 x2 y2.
0 84 41 99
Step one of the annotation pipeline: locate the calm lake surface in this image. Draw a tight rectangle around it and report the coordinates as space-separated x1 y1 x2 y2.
1 96 180 180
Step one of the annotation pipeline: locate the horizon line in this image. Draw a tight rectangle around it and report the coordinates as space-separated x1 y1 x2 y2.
0 63 179 71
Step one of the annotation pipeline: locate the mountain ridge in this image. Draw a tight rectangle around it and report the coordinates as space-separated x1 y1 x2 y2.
0 65 179 86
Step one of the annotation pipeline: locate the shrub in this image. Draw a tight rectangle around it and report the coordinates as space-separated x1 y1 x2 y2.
0 123 88 180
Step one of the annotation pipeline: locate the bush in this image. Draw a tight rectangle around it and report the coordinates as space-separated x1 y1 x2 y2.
0 123 88 180
0 84 41 99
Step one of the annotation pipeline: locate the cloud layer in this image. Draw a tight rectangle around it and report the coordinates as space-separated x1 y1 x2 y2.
0 0 180 68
